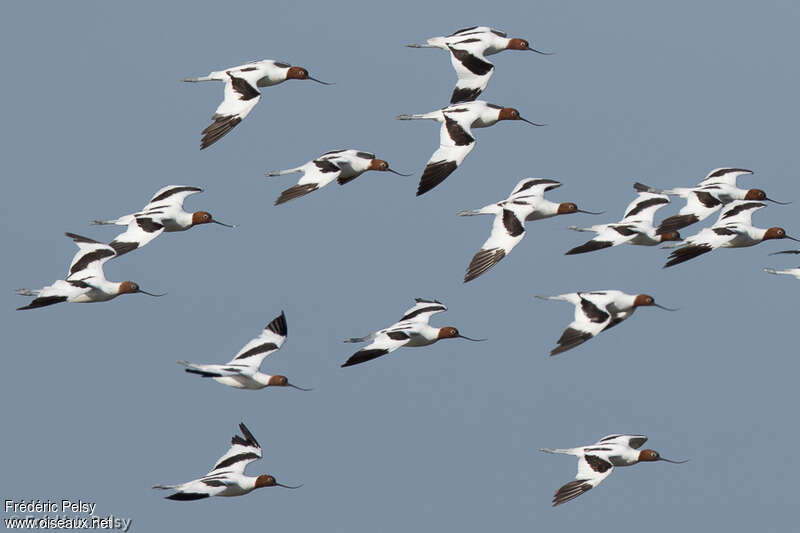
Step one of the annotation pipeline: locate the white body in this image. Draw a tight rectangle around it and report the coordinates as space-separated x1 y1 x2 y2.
267 149 383 204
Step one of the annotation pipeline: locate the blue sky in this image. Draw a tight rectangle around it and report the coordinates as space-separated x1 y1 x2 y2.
2 0 800 531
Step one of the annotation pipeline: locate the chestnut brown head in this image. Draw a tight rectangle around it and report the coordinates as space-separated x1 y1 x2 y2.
638 449 661 462
192 211 213 225
118 281 140 295
764 227 788 240
744 189 767 201
286 66 309 80
192 211 235 228
507 37 552 55
369 158 389 171
438 326 460 339
634 294 677 311
659 230 681 243
267 375 289 387
557 202 578 215
498 107 544 126
286 66 332 85
255 475 277 488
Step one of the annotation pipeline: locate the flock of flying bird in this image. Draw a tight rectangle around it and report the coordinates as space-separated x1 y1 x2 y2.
15 25 800 507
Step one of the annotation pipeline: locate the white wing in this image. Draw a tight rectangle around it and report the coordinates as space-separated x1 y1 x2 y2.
341 327 414 367
551 454 614 506
508 178 562 199
397 298 448 323
566 224 639 255
224 312 287 368
274 158 343 204
143 185 203 212
416 111 476 195
594 434 648 449
64 233 116 280
200 73 261 149
447 43 494 103
621 192 670 224
108 217 165 256
714 200 766 226
698 167 753 186
543 293 612 356
206 423 262 475
464 204 529 282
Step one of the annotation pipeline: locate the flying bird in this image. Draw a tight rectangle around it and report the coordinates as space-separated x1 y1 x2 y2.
16 233 163 310
565 192 680 255
407 26 550 104
341 298 484 367
397 100 543 196
541 434 686 506
664 201 798 267
177 312 310 390
184 60 331 149
266 149 408 205
92 185 234 256
634 167 787 235
536 290 675 355
458 178 600 281
153 422 300 500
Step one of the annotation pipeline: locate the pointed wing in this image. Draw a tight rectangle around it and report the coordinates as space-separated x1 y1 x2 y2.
398 298 447 323
550 294 612 356
621 192 670 224
341 327 414 367
698 167 753 186
207 423 262 475
143 185 203 212
657 189 723 234
275 159 342 205
565 225 638 255
225 312 288 368
447 44 494 103
64 233 116 280
508 178 562 199
595 434 648 449
664 226 735 267
464 206 528 282
552 454 614 506
108 217 165 256
715 200 766 226
416 112 476 195
201 73 261 149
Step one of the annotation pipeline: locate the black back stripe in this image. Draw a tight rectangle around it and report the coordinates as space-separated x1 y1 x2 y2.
70 249 115 276
515 178 560 193
150 186 202 203
707 167 752 179
444 115 474 146
314 159 340 173
448 46 494 76
580 298 609 323
213 452 260 471
722 202 765 219
137 217 164 233
234 343 278 360
502 209 525 237
694 191 722 208
401 305 446 321
624 197 668 218
584 455 613 473
230 75 260 100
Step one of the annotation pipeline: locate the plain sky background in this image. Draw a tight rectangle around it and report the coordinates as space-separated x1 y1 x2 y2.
2 0 799 531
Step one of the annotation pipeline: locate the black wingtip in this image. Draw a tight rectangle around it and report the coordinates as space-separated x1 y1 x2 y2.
341 348 390 368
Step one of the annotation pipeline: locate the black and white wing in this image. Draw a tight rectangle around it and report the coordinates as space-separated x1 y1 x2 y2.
464 205 529 282
274 158 343 205
663 226 736 267
397 298 448 323
565 224 639 255
108 217 165 256
225 312 288 368
621 192 670 225
657 188 723 235
594 434 648 449
341 327 415 367
447 43 495 104
200 73 261 149
416 111 476 196
64 233 116 281
697 167 753 187
143 185 204 212
206 422 263 475
538 293 612 356
508 178 562 200
715 200 766 226
552 454 615 506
